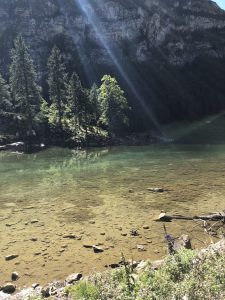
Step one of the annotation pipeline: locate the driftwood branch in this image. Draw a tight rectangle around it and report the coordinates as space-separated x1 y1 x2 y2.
154 211 225 222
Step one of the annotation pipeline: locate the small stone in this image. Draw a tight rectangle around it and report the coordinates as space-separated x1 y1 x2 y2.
121 233 127 236
137 245 146 251
100 232 105 236
147 188 164 193
31 219 39 224
143 225 150 229
2 283 16 294
30 237 38 242
32 283 40 289
129 189 134 193
66 273 82 284
5 254 19 261
130 229 139 236
89 220 95 224
83 244 93 249
109 263 120 268
92 245 104 253
154 249 160 254
63 234 77 239
11 272 19 281
41 286 50 297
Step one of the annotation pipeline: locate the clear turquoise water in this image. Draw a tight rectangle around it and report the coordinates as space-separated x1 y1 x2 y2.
0 144 225 286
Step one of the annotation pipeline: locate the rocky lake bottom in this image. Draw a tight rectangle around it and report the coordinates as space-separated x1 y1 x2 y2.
0 145 225 289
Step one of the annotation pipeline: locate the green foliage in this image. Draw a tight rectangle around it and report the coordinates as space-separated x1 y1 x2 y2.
9 34 42 140
65 248 225 300
65 72 92 140
66 282 100 300
66 72 83 133
139 248 197 299
46 46 68 133
89 83 101 125
178 252 225 300
0 72 12 113
98 75 130 135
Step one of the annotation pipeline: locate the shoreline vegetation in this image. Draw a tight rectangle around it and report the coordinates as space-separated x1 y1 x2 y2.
0 132 164 154
0 238 224 300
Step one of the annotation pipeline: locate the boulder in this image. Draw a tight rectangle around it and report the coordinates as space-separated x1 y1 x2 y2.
2 283 16 294
174 234 192 251
65 273 82 284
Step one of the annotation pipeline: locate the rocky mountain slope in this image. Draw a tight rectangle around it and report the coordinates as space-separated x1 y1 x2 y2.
0 0 225 126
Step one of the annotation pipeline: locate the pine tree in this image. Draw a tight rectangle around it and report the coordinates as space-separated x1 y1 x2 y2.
98 75 129 135
66 72 83 135
9 35 41 144
0 72 12 114
47 46 67 136
89 83 101 125
66 73 92 142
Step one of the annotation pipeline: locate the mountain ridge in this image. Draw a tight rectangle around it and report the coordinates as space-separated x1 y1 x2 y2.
0 0 225 126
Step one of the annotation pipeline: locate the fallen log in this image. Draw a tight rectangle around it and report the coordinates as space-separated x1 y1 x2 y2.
155 211 225 222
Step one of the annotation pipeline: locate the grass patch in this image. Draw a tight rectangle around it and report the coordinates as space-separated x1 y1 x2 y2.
66 248 225 300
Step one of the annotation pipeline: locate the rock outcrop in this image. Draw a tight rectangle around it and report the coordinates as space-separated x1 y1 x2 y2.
0 0 225 71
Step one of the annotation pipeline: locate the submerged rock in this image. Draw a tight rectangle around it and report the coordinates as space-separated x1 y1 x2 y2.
83 244 93 249
30 219 39 224
92 245 104 253
11 272 19 281
63 234 77 239
147 187 165 193
137 244 146 252
5 254 19 261
143 225 150 229
130 229 140 236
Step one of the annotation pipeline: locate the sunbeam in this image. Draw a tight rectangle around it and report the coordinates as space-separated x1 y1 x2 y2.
75 0 162 132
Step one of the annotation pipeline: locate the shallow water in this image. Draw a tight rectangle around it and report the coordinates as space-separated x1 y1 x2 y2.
0 144 225 288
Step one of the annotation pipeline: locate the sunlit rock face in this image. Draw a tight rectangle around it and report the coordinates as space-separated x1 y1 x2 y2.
0 0 225 71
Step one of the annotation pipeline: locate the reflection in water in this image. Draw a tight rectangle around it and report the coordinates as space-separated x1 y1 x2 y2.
0 145 225 287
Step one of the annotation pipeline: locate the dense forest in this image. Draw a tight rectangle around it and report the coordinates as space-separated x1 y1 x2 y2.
0 35 131 150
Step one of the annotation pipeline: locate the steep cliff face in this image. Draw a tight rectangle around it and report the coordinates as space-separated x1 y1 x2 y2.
0 0 225 126
0 0 225 68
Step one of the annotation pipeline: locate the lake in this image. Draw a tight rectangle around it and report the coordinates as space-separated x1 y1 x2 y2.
0 144 225 287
